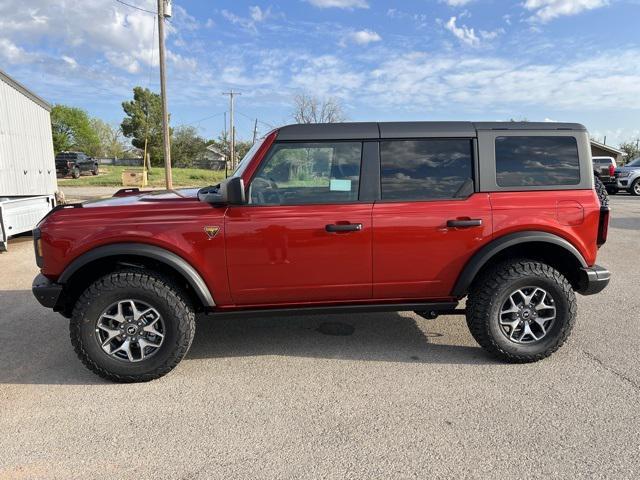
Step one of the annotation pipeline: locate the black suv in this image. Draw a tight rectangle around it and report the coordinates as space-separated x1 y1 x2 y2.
55 152 99 179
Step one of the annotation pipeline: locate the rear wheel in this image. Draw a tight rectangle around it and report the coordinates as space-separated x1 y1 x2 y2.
70 270 196 382
466 259 577 363
629 178 640 196
92 164 99 175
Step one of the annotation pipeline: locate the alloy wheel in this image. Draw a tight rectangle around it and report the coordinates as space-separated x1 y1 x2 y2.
498 287 556 344
95 299 165 362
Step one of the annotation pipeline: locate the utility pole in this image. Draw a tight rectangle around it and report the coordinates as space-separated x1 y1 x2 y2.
222 90 241 169
252 118 258 144
158 0 173 189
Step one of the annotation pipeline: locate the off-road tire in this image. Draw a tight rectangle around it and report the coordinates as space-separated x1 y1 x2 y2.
91 164 99 175
466 259 577 363
629 178 640 196
71 166 80 179
594 175 609 207
70 270 196 382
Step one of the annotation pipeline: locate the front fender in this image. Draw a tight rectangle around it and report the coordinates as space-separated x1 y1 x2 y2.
58 243 216 307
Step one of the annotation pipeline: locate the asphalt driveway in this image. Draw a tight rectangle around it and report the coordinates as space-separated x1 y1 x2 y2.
0 195 638 479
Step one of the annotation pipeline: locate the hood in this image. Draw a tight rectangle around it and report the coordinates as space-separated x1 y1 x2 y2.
82 188 200 208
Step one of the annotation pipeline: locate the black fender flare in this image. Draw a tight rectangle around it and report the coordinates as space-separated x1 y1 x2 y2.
58 243 215 307
451 231 588 297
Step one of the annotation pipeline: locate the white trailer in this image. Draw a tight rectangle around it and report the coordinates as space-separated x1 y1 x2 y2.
0 69 57 251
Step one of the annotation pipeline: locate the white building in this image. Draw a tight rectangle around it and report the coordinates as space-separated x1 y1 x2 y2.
0 69 57 250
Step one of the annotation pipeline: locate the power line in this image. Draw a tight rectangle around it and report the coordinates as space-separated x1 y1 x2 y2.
236 111 276 129
114 0 156 15
182 111 227 127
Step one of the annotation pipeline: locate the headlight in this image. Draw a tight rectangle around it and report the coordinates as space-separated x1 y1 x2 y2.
618 171 631 177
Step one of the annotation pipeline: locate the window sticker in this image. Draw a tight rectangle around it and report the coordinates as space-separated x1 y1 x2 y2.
330 179 351 191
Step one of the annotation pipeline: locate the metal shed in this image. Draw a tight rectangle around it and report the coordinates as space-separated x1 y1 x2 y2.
0 69 57 250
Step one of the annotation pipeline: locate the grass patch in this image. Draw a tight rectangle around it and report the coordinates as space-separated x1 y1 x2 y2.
58 165 227 188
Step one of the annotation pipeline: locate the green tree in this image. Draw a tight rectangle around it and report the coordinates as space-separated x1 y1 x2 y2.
90 118 125 158
171 126 207 167
121 87 165 166
50 104 101 156
619 140 640 165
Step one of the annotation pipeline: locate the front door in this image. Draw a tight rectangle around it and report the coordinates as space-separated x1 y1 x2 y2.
372 138 493 299
225 140 373 306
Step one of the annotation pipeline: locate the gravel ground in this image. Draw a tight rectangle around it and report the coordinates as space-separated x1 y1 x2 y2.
0 195 638 479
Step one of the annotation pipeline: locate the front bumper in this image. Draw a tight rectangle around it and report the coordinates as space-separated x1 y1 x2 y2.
32 274 63 308
577 265 610 296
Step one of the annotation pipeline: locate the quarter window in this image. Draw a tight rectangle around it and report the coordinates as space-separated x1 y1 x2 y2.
380 139 474 201
250 142 362 205
495 136 580 187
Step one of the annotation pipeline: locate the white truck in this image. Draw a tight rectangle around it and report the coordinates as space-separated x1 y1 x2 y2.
0 69 57 251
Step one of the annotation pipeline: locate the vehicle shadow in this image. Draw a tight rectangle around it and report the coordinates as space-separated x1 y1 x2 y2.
189 311 492 365
0 290 493 385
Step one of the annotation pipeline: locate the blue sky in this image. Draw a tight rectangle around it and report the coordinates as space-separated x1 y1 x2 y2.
1 0 639 146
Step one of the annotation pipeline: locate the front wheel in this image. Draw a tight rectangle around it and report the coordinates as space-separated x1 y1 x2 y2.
629 178 640 196
70 270 196 382
71 166 80 179
466 260 577 363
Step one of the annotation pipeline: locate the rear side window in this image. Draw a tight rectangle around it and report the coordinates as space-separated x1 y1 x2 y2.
380 139 474 201
250 142 362 205
495 136 580 187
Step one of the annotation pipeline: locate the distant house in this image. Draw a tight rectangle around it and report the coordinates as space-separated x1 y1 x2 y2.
590 140 626 164
198 145 227 170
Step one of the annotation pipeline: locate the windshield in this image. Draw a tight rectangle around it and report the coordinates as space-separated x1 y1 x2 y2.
626 157 640 167
231 137 265 178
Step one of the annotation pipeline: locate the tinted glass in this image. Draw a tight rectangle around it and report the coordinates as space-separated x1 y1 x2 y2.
495 136 580 187
250 142 362 205
380 139 473 200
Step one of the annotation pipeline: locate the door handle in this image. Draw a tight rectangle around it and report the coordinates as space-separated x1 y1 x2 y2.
325 223 363 233
446 219 482 228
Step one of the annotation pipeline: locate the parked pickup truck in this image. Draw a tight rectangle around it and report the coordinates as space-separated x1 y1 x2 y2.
55 151 98 179
592 156 618 194
33 122 611 382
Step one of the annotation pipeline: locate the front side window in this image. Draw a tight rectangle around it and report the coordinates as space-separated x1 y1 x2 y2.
250 142 362 205
495 136 580 187
380 139 474 201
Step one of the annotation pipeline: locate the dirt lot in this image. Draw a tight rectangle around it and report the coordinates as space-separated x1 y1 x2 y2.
0 196 639 479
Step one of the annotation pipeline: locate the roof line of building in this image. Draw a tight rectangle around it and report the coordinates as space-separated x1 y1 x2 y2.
590 139 625 156
0 69 52 112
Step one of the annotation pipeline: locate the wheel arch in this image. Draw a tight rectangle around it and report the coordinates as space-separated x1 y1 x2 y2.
452 231 588 297
57 243 215 315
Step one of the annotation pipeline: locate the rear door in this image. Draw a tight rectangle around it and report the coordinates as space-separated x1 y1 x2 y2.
225 140 375 306
372 138 492 299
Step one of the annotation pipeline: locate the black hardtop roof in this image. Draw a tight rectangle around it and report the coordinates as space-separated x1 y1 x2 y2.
275 121 586 141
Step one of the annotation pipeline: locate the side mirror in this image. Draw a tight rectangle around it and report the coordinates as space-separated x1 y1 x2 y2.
198 177 245 205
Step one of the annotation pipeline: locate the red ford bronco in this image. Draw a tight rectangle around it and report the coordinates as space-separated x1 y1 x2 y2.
33 122 611 382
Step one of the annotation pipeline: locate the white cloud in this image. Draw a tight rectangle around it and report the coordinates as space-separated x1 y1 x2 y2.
0 38 34 64
524 0 609 22
0 0 184 73
365 49 640 112
306 0 369 9
222 5 273 32
341 29 382 46
445 16 479 47
442 0 474 5
61 55 78 69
